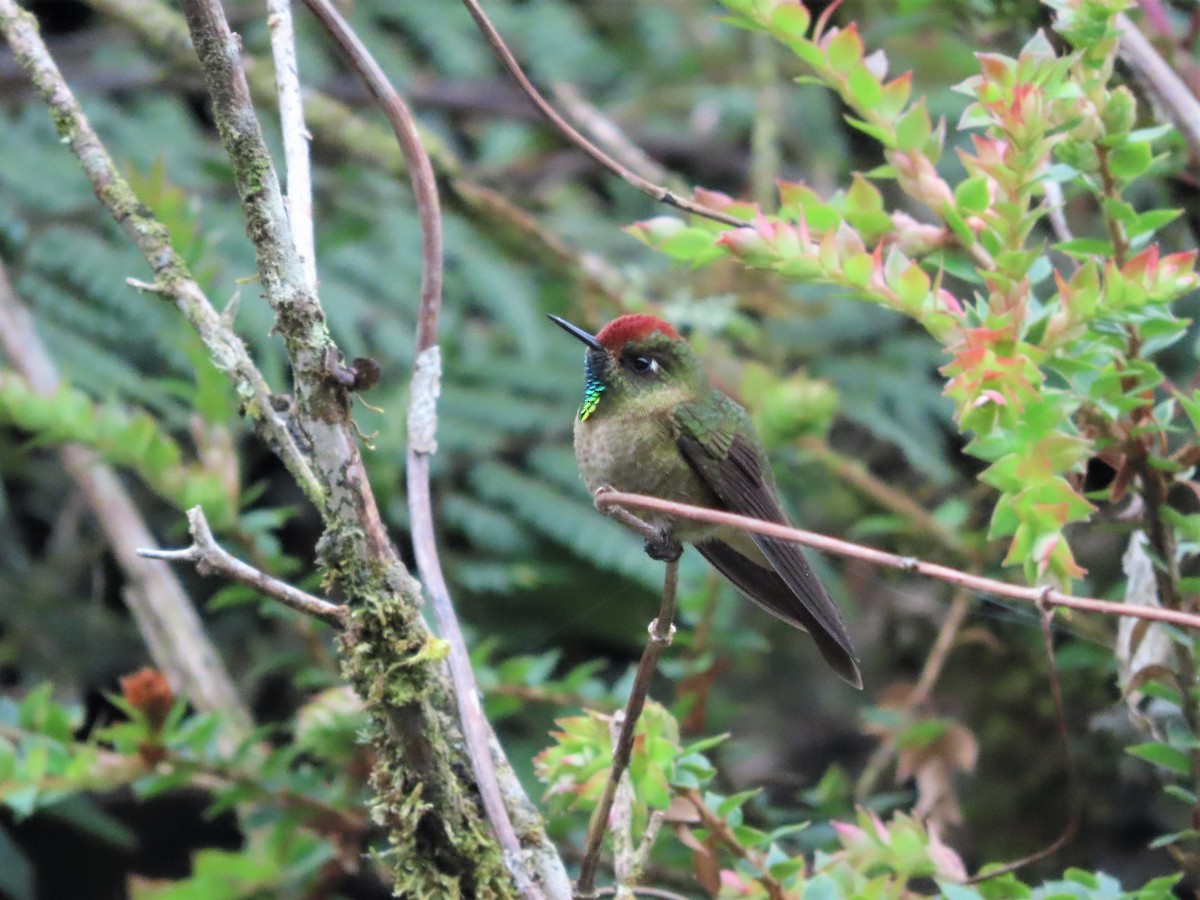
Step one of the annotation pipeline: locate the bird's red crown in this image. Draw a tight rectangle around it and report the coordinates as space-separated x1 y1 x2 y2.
595 314 680 350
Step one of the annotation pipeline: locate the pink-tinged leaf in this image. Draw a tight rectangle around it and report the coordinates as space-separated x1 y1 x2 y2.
846 63 883 110
866 809 890 843
823 23 863 74
1033 532 1061 577
939 288 964 316
768 2 811 43
868 243 888 294
834 221 866 257
975 52 1014 88
894 261 932 307
927 826 968 882
832 819 869 848
972 390 1007 408
878 71 913 121
1122 244 1159 281
715 227 768 256
693 187 755 220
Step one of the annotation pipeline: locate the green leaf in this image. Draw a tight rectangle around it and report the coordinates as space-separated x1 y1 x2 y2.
825 25 863 74
1128 741 1191 775
895 101 931 151
954 175 990 214
1107 141 1152 181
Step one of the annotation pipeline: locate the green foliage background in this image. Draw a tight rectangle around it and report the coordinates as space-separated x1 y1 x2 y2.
1 0 1198 896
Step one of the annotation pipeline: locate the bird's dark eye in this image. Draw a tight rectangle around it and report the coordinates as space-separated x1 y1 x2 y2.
631 356 652 372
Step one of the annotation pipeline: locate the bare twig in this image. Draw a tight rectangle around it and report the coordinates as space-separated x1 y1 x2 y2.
1117 13 1200 164
458 0 743 227
679 788 787 900
909 589 972 709
0 0 322 507
267 0 316 289
577 555 681 898
595 490 1200 630
299 1 560 896
0 254 252 742
1042 179 1074 245
137 506 347 627
550 82 678 190
855 586 972 801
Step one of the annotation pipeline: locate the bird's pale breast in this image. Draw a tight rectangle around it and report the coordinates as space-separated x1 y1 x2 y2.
573 406 720 543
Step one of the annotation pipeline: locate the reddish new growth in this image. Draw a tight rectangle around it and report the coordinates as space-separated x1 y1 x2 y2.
120 667 174 731
595 314 679 350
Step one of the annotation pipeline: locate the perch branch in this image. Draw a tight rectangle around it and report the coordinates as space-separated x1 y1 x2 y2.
0 0 322 507
0 254 252 741
458 0 743 227
267 0 316 289
299 1 559 896
137 506 347 627
595 491 1200 630
576 555 680 899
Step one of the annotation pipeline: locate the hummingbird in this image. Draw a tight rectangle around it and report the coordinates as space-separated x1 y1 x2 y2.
548 313 861 688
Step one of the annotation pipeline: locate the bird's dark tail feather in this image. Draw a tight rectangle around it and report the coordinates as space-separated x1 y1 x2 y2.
696 538 862 689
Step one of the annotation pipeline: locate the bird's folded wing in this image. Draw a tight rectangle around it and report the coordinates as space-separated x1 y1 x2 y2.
674 401 860 687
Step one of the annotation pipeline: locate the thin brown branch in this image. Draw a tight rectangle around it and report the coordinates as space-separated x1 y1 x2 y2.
550 82 679 190
595 490 1200 630
137 506 347 627
909 589 972 709
0 253 252 743
679 788 787 900
577 554 680 899
855 586 972 801
298 1 557 896
458 0 743 228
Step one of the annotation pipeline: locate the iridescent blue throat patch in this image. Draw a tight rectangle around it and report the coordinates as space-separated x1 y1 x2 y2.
579 354 605 421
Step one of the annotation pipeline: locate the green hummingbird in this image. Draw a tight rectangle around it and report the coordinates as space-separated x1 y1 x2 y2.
548 313 861 688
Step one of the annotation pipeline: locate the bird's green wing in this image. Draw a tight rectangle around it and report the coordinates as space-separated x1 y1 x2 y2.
674 398 861 687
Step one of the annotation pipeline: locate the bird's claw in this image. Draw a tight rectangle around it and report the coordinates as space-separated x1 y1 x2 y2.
643 526 681 562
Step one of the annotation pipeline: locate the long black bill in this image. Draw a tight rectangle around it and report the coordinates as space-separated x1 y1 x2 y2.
547 314 604 352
